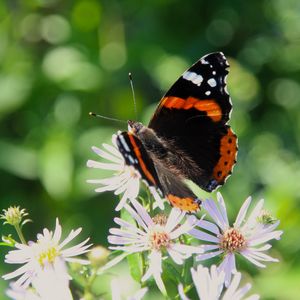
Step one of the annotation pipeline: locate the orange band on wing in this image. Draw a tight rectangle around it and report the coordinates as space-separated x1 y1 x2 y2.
213 128 237 183
161 96 222 122
167 194 200 212
128 133 156 185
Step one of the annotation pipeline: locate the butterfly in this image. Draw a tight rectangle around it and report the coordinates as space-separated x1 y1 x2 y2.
115 52 237 212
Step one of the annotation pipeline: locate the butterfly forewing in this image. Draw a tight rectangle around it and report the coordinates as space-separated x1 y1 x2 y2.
148 52 237 192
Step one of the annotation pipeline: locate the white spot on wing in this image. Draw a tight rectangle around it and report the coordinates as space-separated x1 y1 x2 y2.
205 91 211 96
128 155 135 164
119 135 130 152
212 71 216 75
207 78 217 87
182 71 203 86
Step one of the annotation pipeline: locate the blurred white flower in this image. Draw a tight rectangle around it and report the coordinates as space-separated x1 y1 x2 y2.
189 193 283 286
6 282 41 300
7 266 74 300
87 134 164 211
3 218 91 288
178 265 259 300
111 279 148 300
105 199 202 294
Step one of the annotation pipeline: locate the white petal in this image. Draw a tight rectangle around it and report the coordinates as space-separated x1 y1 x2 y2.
92 145 123 164
170 218 196 239
131 287 148 300
167 248 185 264
52 218 62 244
218 253 235 287
115 189 130 211
248 230 282 246
102 143 123 158
123 204 149 232
234 196 252 228
130 199 154 227
165 208 185 232
240 251 266 268
196 250 223 261
2 262 32 281
217 192 229 227
243 199 264 229
203 199 227 231
189 228 220 243
178 283 191 300
223 271 242 298
111 279 121 300
113 218 145 236
87 160 122 171
196 219 220 235
171 243 203 255
59 228 82 249
100 253 129 272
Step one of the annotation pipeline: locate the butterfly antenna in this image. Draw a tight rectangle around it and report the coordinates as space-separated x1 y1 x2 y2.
89 112 127 124
128 72 138 120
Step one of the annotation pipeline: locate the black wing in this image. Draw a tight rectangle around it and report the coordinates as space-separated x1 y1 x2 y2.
148 52 237 192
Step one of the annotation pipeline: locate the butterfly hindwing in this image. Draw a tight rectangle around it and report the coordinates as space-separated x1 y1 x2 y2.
154 161 201 212
116 131 201 212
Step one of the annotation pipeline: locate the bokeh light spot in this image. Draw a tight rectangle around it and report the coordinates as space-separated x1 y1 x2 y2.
42 47 102 90
54 95 81 126
228 58 260 103
0 75 32 115
20 13 42 42
270 79 300 109
40 134 73 200
41 15 71 44
100 42 127 71
206 19 234 46
72 0 101 31
152 54 189 91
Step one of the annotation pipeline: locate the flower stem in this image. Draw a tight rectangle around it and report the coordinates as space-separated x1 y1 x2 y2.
14 223 26 244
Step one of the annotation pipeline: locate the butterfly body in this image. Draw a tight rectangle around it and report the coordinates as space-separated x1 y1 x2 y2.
116 52 238 212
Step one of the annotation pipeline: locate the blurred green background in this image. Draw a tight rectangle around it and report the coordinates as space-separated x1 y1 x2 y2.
0 0 300 299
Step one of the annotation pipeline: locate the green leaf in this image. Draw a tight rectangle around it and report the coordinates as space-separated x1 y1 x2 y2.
182 257 193 285
163 259 182 285
120 207 136 225
127 252 143 282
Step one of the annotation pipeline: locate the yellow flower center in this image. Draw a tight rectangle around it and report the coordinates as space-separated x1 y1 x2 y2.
37 246 59 267
220 228 246 253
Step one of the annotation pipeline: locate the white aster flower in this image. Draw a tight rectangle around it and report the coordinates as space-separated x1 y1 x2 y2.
111 279 148 300
178 265 259 300
3 218 91 288
87 134 164 211
7 266 74 300
189 193 283 286
105 199 203 294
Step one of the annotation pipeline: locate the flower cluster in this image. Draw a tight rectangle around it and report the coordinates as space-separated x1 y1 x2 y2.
2 215 91 299
1 133 283 300
85 135 283 299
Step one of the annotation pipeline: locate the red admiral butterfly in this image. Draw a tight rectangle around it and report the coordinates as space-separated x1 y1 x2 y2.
116 52 237 212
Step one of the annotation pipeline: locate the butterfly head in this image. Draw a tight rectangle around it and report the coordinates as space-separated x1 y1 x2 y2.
128 120 144 134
